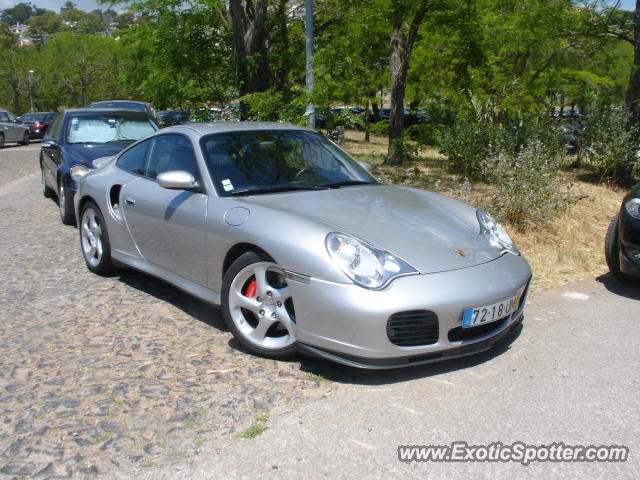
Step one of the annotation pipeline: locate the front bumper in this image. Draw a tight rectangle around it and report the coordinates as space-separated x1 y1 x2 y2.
290 253 532 369
618 211 640 277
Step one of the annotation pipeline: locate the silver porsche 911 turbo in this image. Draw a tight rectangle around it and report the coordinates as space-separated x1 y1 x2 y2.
74 122 532 369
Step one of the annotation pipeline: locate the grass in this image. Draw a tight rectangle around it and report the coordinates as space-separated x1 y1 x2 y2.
238 412 270 439
238 424 267 439
342 130 623 294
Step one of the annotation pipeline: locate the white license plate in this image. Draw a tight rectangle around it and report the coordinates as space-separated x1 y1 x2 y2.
463 294 519 328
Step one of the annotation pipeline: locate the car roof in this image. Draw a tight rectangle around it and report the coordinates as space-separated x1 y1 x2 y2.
160 121 314 136
89 100 148 105
61 108 153 115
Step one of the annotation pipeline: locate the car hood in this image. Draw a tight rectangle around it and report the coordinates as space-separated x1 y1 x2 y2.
62 143 131 167
239 184 504 274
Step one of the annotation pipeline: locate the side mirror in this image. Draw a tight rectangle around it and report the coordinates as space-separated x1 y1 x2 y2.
41 139 59 148
157 170 197 190
357 160 373 172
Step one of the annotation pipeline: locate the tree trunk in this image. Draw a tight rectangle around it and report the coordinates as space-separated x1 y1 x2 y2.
627 0 640 122
387 15 406 164
229 0 269 96
386 1 428 165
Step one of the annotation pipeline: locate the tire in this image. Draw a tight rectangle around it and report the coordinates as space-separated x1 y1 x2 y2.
19 131 30 146
0 133 4 149
58 180 75 225
79 201 114 275
221 251 297 359
41 165 54 198
604 214 637 284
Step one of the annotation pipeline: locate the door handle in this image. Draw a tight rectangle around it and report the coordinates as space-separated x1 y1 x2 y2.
124 196 136 206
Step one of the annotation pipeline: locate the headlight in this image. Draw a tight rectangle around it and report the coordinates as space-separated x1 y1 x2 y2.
325 232 416 289
625 198 640 219
70 164 91 182
477 210 519 255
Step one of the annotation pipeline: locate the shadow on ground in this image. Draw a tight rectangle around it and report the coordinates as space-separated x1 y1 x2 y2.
596 273 640 300
116 269 227 331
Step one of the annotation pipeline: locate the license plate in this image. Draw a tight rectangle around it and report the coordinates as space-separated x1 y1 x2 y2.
463 294 519 328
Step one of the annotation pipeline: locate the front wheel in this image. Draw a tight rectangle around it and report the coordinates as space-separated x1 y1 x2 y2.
604 214 637 284
222 251 297 359
80 202 114 275
58 181 75 225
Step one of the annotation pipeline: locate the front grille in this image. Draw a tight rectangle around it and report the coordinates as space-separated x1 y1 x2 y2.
448 318 507 342
387 310 439 347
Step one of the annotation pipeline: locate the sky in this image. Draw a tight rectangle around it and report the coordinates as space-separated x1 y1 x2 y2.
0 1 126 14
0 0 637 14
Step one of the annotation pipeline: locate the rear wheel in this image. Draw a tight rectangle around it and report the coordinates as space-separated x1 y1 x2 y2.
19 131 29 146
605 214 637 284
0 133 4 149
80 202 114 275
58 180 75 225
222 251 297 359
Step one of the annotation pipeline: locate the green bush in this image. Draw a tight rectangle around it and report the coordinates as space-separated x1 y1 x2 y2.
482 140 573 231
579 104 639 186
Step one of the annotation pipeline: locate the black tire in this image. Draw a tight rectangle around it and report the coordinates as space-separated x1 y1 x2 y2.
58 180 75 225
0 133 4 149
19 131 30 146
41 165 54 198
221 251 298 359
79 201 115 275
604 214 637 284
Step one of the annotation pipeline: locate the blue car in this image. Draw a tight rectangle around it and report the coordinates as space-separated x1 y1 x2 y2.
40 108 158 224
605 183 640 283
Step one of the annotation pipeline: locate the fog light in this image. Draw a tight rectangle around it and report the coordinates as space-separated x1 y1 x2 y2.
624 248 640 264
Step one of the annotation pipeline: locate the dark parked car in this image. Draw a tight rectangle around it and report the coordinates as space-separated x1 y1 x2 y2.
605 183 640 283
40 108 159 225
88 100 153 114
17 111 57 140
0 109 30 147
159 109 191 127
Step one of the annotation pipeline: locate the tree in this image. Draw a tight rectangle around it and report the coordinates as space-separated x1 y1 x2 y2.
386 0 431 164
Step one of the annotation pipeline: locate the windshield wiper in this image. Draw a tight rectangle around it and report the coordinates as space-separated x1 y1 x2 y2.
230 185 329 196
323 180 378 189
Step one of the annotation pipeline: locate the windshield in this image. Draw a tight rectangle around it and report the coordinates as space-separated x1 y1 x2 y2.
201 130 378 196
65 114 157 144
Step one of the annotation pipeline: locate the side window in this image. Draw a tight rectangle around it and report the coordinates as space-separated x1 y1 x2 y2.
0 112 9 122
146 134 200 181
116 140 150 175
7 112 16 123
46 114 63 140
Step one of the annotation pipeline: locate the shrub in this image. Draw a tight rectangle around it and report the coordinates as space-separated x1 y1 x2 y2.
579 104 639 186
482 140 573 231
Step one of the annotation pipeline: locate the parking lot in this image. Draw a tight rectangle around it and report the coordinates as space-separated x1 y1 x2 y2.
1 144 639 479
0 145 331 478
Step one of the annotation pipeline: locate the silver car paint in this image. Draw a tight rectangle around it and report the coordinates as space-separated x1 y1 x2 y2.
75 122 532 366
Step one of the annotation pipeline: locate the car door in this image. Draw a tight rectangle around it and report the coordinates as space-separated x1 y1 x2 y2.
121 133 208 286
0 111 12 142
40 114 64 188
6 112 21 142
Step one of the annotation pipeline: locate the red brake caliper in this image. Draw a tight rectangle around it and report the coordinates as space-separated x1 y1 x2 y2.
244 277 257 298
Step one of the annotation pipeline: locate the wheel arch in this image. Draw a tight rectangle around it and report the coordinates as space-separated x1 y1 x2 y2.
77 194 99 220
222 243 275 280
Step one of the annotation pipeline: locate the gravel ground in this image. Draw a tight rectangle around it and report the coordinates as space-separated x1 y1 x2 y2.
0 145 333 478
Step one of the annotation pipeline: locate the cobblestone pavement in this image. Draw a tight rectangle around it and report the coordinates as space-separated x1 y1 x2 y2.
0 145 335 478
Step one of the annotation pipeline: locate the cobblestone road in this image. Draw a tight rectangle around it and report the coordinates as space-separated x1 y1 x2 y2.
0 145 334 478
